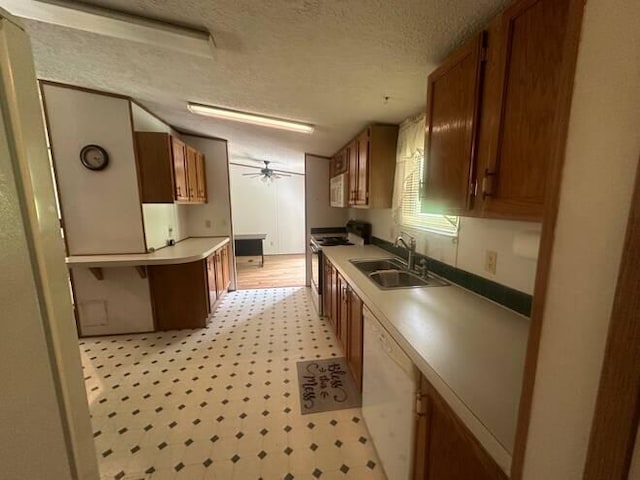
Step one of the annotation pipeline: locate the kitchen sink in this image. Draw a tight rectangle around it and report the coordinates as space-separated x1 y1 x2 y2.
350 258 449 289
350 258 407 273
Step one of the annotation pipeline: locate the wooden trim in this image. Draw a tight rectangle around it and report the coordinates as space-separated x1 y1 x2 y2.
135 266 147 279
37 80 71 255
583 159 640 480
129 101 148 251
509 0 586 478
88 267 103 280
38 79 130 100
224 140 238 292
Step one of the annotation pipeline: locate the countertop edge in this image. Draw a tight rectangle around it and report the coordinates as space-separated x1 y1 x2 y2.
323 246 513 474
65 237 230 267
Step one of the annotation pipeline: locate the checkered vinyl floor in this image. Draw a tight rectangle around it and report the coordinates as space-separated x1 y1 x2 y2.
80 287 386 480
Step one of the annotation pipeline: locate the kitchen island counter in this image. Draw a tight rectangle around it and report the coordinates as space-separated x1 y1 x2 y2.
322 245 530 474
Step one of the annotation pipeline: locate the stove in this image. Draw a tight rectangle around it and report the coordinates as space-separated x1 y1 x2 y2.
308 220 371 315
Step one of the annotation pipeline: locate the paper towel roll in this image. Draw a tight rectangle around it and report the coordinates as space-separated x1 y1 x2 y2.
513 231 541 260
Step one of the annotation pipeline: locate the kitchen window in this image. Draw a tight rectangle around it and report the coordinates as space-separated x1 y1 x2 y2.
393 115 459 236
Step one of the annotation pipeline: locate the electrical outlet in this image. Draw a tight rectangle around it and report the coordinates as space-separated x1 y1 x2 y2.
485 250 498 275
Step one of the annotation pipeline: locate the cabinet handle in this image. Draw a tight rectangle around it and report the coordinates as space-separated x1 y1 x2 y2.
482 169 496 199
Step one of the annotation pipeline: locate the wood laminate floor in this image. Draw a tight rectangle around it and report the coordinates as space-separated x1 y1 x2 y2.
236 254 306 289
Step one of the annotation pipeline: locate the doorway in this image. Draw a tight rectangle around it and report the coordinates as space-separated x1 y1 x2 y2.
228 158 306 289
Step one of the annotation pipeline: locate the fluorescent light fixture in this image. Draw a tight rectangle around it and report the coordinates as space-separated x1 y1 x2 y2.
0 0 215 58
187 103 315 134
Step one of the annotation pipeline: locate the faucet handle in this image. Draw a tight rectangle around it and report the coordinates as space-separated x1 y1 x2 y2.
400 231 417 247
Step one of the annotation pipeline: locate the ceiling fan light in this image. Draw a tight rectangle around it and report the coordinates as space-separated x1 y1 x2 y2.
187 103 314 134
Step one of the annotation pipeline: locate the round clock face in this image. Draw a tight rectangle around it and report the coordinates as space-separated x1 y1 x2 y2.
80 145 109 171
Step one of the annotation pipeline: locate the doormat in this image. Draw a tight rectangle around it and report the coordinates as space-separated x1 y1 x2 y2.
296 357 361 414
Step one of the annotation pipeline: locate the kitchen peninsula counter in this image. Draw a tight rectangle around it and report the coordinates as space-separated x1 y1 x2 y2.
66 237 229 268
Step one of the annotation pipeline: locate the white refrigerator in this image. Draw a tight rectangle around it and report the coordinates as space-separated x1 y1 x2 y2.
0 8 99 479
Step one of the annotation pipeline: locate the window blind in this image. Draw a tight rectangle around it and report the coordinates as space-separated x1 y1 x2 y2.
396 150 459 236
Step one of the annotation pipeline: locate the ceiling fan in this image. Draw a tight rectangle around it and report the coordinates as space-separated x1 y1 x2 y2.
242 160 291 183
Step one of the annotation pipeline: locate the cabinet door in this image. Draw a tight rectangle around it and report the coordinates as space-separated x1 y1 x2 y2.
221 244 230 290
322 258 332 320
347 286 363 390
355 131 370 206
196 152 207 203
171 137 189 201
422 32 485 215
331 149 348 177
337 274 349 350
480 0 570 220
185 145 199 202
348 141 359 206
414 376 508 480
330 263 339 331
214 251 224 298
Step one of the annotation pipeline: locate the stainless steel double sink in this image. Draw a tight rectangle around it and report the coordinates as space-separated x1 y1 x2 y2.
349 258 449 290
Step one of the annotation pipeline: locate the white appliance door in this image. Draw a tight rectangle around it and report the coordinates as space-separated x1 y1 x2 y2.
362 308 417 480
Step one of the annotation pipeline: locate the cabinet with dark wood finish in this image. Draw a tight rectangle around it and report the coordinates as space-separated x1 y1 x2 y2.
477 0 571 220
331 148 349 177
421 32 486 215
148 259 209 330
135 132 207 204
172 136 190 202
331 124 398 209
321 256 364 391
207 242 232 310
421 0 575 221
413 374 508 480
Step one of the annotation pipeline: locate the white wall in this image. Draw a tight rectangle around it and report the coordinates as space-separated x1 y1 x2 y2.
304 154 350 285
42 83 146 255
349 207 540 294
522 0 640 478
230 163 306 255
1 11 98 479
72 267 155 335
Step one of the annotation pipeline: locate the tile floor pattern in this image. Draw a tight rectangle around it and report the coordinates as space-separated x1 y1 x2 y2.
80 287 387 480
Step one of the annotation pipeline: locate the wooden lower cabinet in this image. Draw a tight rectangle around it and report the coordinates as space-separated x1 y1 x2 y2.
148 260 209 330
413 374 507 480
322 256 364 391
207 243 232 310
150 242 232 331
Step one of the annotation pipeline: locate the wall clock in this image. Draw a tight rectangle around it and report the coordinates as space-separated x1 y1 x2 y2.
80 144 109 171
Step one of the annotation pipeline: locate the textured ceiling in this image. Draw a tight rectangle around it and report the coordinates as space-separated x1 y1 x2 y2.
18 0 508 171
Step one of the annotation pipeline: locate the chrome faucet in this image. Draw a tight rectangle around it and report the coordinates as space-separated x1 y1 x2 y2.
394 232 417 271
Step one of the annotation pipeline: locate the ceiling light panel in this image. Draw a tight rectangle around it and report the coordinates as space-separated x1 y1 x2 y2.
0 0 214 58
188 103 315 134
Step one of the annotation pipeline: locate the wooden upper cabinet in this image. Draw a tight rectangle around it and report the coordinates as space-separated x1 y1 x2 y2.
422 32 486 215
134 132 207 204
331 149 348 177
348 141 359 205
341 124 398 209
185 145 198 201
477 0 571 220
355 131 370 206
171 137 190 202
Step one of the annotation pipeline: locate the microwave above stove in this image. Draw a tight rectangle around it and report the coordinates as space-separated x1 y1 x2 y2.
330 173 348 208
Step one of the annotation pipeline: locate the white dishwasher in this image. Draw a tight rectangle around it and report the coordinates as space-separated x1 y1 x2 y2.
362 307 418 480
